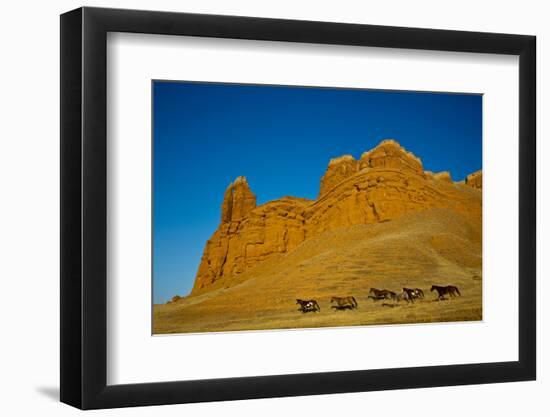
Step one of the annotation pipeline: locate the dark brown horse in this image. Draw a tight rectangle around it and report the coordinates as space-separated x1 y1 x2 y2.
447 286 461 297
330 296 358 309
369 288 395 300
430 285 461 301
296 299 321 313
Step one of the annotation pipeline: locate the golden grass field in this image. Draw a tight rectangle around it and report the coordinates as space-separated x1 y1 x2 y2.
153 208 482 334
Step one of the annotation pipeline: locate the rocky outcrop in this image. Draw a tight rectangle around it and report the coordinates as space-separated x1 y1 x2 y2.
425 170 453 183
433 171 453 183
221 176 256 222
194 194 310 291
192 140 482 293
319 155 358 197
465 170 482 189
318 140 423 198
359 139 423 174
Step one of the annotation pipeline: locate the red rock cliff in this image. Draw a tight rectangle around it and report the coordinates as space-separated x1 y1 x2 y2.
192 140 481 293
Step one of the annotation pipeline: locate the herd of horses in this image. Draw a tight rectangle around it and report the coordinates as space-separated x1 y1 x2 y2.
296 285 461 313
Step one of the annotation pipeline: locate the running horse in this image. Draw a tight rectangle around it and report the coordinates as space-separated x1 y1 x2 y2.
430 285 461 301
369 288 395 300
296 299 321 313
393 290 413 303
403 287 423 303
330 296 358 310
413 288 425 299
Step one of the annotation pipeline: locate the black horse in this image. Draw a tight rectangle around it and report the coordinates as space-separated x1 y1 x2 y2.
447 285 461 297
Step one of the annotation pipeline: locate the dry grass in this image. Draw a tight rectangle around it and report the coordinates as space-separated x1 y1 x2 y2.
153 208 482 334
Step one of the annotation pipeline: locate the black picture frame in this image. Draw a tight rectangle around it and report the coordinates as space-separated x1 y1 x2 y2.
60 6 536 410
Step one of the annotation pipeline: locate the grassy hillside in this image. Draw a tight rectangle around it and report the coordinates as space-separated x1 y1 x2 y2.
153 208 482 334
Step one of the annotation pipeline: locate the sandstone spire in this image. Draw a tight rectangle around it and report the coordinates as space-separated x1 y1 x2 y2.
221 176 256 223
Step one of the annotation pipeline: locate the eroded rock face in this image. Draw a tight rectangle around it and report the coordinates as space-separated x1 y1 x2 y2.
305 167 479 234
319 155 358 197
192 140 482 293
465 170 482 189
194 196 309 290
359 139 423 174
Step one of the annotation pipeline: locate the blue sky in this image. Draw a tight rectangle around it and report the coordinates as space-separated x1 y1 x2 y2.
153 81 482 304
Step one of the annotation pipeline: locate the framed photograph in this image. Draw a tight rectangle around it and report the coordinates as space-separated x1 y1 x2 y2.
60 6 536 409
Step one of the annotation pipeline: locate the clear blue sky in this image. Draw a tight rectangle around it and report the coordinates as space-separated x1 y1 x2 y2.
153 81 482 304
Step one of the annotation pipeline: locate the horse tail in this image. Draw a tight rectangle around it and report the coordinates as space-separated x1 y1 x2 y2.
455 287 461 296
352 296 358 308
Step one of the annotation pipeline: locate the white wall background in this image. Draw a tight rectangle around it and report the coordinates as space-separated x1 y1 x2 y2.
0 0 545 415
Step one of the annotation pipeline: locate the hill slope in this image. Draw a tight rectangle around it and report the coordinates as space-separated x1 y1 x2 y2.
154 207 482 334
